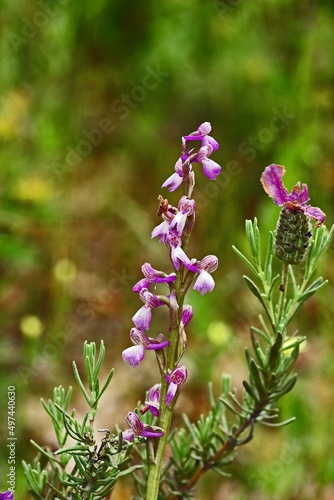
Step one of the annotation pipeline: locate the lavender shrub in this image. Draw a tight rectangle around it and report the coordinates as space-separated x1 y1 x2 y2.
21 123 333 500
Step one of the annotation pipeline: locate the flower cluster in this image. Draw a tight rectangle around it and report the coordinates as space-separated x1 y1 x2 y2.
261 164 326 264
121 123 221 438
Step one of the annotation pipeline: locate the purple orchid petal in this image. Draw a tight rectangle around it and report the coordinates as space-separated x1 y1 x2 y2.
151 220 170 241
202 134 219 152
122 344 145 367
197 122 212 136
198 254 218 272
181 304 193 326
146 340 170 350
260 164 289 206
126 412 144 433
201 158 221 180
166 381 178 405
171 246 198 272
145 383 161 417
193 270 215 295
132 278 150 292
132 305 152 330
141 428 164 438
170 211 188 236
162 171 183 192
0 494 14 500
122 428 135 442
169 365 188 385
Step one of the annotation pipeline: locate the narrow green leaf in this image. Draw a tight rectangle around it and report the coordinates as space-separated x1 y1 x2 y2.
243 275 266 309
95 368 115 404
268 332 283 371
232 245 257 276
264 231 274 282
242 380 259 403
93 340 106 381
249 360 266 399
72 361 91 406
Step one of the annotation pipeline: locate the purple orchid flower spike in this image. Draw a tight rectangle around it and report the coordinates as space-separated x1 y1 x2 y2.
166 365 188 406
261 164 325 227
0 493 14 500
122 328 169 367
193 255 219 295
122 412 164 442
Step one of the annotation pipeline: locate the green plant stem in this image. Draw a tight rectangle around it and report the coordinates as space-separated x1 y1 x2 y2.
146 270 185 499
277 263 289 332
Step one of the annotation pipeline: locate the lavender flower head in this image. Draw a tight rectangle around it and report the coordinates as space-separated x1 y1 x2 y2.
261 164 325 226
261 164 326 264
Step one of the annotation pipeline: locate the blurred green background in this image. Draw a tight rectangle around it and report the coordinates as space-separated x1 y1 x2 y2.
1 0 334 498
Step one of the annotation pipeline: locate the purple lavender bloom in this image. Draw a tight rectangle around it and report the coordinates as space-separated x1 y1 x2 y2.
170 196 196 236
145 383 161 417
261 164 326 227
123 412 164 442
193 255 218 295
166 365 188 405
132 288 165 330
122 328 169 367
0 493 14 500
132 263 176 293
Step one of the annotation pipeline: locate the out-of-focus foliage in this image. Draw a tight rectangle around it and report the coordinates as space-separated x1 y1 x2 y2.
0 0 333 498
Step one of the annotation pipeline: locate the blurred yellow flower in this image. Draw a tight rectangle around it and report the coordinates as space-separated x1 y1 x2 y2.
53 258 77 283
12 176 53 203
20 315 43 339
207 320 231 347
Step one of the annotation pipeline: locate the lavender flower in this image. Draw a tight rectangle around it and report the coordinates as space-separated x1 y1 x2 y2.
122 328 169 367
260 164 325 227
122 412 164 442
166 365 188 405
193 255 219 295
